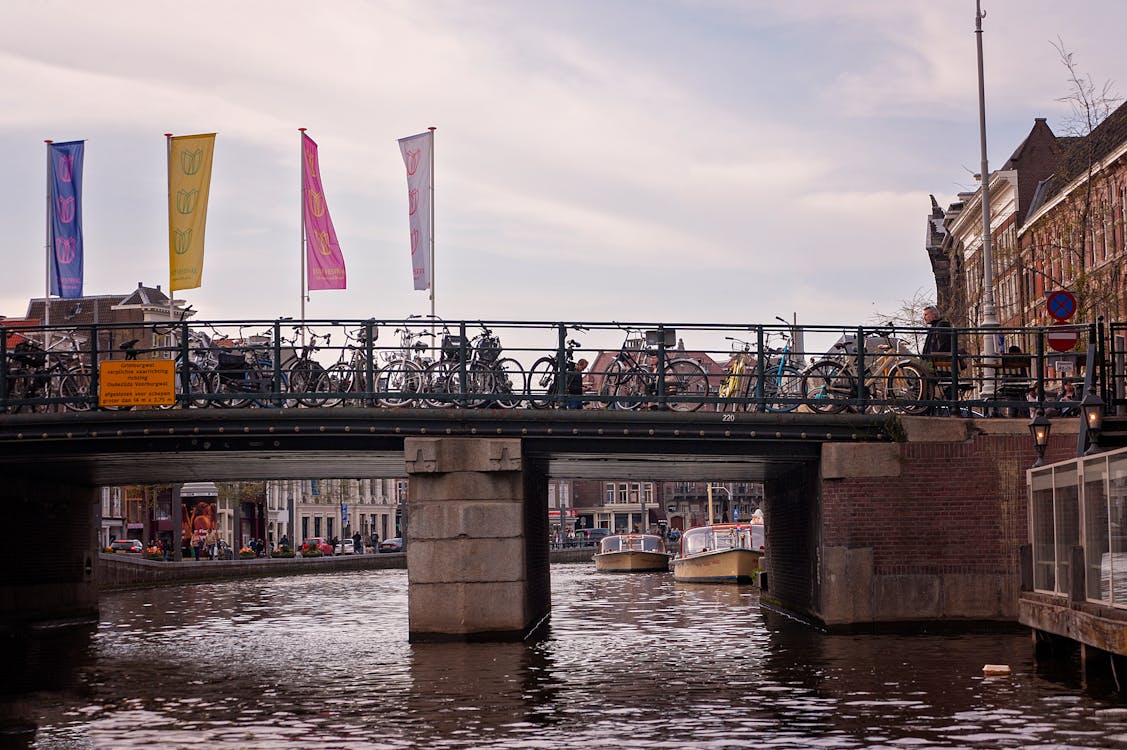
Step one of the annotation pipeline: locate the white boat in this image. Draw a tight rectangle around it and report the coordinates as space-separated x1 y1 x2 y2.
593 533 673 572
670 523 764 583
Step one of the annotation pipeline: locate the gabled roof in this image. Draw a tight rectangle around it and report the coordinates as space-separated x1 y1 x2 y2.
116 282 171 308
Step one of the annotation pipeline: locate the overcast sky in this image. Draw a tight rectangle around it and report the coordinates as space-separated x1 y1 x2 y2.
1 1 1123 332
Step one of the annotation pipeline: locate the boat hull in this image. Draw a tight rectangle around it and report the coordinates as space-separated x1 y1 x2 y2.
671 548 762 583
593 550 672 572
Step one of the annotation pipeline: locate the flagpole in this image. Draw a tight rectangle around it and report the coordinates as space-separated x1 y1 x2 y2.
44 140 53 346
165 133 174 319
428 126 436 323
299 127 307 346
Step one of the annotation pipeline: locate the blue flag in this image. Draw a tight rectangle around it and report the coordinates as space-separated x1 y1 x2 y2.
48 141 84 299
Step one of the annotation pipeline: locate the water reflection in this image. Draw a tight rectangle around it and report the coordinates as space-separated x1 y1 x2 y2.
8 564 1126 748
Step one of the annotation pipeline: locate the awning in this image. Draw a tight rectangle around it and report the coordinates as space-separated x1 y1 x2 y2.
648 508 667 523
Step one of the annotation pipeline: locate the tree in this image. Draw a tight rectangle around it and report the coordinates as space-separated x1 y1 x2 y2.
1023 41 1123 323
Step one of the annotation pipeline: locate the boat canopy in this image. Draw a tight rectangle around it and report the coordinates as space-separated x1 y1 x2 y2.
598 534 666 554
679 524 764 556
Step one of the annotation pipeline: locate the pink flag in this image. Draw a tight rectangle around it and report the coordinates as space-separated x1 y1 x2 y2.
302 133 346 290
398 130 433 291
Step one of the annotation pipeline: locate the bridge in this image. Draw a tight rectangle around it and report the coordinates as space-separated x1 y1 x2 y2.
0 317 1118 643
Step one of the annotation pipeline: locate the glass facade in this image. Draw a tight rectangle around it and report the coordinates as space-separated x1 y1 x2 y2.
1029 447 1127 607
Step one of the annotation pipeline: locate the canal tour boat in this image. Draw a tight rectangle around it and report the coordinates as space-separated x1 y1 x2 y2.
593 533 673 572
670 522 764 583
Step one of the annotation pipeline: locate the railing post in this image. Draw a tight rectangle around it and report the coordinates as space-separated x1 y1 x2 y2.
655 325 668 410
273 320 283 404
855 326 866 407
949 329 960 414
89 323 100 410
458 321 468 408
0 326 8 410
1096 316 1106 403
179 319 191 408
364 319 376 404
555 324 567 405
1034 330 1045 405
755 326 766 411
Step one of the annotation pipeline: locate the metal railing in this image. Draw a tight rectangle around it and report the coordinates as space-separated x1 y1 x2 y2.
1 317 1116 416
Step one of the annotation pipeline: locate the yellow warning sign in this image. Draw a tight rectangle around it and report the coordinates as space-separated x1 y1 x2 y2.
99 360 176 407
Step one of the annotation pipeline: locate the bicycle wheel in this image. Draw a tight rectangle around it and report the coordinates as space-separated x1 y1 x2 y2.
158 362 212 409
421 360 458 408
611 368 647 410
598 359 630 410
526 356 558 409
251 369 293 408
664 358 709 412
319 362 355 408
886 362 928 415
377 358 423 407
764 365 804 413
58 366 94 411
292 360 332 407
489 357 526 409
803 361 850 414
449 362 490 409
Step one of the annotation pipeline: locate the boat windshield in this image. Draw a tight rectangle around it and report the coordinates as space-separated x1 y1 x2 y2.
598 534 665 554
680 525 763 556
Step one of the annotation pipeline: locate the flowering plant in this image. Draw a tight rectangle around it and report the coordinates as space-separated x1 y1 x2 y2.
143 546 163 561
238 546 255 559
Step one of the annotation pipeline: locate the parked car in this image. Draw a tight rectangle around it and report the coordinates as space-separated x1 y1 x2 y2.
301 537 334 556
334 539 355 555
573 528 611 547
109 539 144 553
378 537 404 553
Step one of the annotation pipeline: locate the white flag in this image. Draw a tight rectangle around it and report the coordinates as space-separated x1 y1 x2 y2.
398 131 433 291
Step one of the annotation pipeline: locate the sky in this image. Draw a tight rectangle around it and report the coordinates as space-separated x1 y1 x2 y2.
1 0 1124 336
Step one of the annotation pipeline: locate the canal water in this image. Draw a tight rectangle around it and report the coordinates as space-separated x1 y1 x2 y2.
6 564 1127 749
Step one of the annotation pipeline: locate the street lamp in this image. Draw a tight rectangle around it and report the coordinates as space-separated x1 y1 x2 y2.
1028 409 1051 467
975 0 1000 391
1081 388 1105 455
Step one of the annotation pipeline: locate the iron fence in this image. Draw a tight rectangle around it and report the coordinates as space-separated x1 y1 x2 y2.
0 317 1115 417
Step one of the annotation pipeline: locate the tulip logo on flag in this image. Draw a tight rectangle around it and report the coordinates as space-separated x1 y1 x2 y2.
301 133 346 290
398 131 433 290
48 140 85 299
168 133 215 292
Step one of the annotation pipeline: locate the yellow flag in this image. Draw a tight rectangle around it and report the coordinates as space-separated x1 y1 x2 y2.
168 133 216 292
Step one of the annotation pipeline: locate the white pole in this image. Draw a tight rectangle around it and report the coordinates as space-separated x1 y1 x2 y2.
707 483 714 527
299 127 307 345
44 140 52 346
976 1 999 386
428 126 436 322
165 133 174 320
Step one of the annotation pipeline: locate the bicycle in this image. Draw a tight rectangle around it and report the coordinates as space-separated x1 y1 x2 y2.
284 329 335 407
151 311 217 409
717 337 756 412
6 328 92 413
376 319 433 407
210 327 293 408
528 336 583 409
802 327 927 414
320 325 379 407
597 327 709 412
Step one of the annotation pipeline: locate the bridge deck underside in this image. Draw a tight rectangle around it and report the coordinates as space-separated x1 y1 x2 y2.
0 408 865 484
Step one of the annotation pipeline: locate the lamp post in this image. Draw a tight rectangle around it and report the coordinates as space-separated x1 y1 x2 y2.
1081 387 1105 455
975 0 1000 386
1028 409 1052 467
711 484 732 523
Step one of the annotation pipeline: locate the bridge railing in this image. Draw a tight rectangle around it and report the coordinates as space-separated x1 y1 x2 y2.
0 317 1113 416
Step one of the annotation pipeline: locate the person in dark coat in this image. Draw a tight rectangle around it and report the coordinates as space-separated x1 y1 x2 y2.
921 305 953 356
565 359 589 409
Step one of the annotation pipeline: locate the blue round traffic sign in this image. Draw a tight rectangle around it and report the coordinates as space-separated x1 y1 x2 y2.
1046 290 1076 322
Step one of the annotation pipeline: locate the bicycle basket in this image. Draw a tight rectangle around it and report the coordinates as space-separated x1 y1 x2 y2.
441 335 468 361
645 329 676 347
11 341 46 368
477 335 502 364
217 350 247 372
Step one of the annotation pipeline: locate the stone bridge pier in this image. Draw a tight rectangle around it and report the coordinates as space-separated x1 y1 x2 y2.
404 437 550 642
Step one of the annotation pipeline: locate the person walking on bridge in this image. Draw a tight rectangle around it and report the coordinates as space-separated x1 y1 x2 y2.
921 305 953 356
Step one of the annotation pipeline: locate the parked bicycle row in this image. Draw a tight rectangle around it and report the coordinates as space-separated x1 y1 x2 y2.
1 317 1098 415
